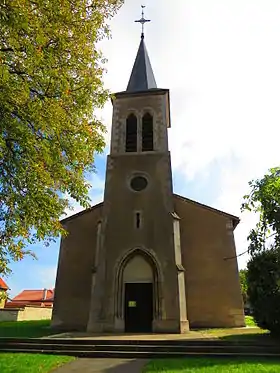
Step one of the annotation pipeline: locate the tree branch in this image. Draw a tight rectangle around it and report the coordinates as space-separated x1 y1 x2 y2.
0 47 26 53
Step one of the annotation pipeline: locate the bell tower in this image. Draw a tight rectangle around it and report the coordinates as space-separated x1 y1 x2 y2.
87 7 189 334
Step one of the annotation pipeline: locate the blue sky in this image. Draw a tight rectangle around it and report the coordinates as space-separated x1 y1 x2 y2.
5 0 280 296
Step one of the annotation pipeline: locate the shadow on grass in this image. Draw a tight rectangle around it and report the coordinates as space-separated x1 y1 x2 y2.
0 319 52 338
143 357 280 372
220 332 280 345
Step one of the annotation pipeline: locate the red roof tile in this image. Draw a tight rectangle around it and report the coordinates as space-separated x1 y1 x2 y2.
0 278 8 290
5 289 54 308
12 289 54 302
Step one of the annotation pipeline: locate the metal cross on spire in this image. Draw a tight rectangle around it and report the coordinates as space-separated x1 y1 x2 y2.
135 5 151 39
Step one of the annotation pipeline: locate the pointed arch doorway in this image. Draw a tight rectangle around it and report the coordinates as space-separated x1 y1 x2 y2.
124 255 153 333
115 249 162 334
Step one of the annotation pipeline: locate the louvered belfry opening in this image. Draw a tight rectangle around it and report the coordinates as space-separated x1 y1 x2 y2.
142 113 154 151
126 114 137 152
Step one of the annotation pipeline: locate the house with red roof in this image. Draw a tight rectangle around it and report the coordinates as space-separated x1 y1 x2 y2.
5 288 54 308
0 287 54 322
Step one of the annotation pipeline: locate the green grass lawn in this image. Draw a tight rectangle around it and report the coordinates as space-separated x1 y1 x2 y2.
192 318 269 343
0 316 278 373
0 320 54 338
144 317 280 373
0 320 74 372
0 353 75 373
144 358 280 372
218 316 280 344
189 314 274 343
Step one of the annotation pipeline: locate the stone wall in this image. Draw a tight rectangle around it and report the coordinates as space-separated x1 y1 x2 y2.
0 306 52 322
174 195 245 328
111 91 170 155
51 203 103 331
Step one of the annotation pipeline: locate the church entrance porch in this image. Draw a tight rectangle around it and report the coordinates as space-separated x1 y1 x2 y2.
124 282 153 333
114 248 163 333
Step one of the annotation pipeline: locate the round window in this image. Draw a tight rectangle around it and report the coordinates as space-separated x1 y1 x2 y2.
130 176 148 192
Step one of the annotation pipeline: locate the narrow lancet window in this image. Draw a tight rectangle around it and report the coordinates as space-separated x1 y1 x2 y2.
142 113 154 151
126 114 137 152
135 212 141 229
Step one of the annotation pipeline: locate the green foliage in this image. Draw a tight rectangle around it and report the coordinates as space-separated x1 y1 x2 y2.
0 0 123 274
0 289 7 302
245 316 256 327
239 269 248 304
246 248 280 335
242 167 280 254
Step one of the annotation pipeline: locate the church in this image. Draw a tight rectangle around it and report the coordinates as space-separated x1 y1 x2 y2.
52 13 245 334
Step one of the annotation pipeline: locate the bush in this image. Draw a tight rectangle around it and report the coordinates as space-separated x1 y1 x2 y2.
247 248 280 335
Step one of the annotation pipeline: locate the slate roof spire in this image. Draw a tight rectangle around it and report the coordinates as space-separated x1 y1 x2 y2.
126 6 157 93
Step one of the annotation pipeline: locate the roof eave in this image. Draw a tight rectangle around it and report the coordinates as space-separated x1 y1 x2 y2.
174 194 240 230
60 201 104 225
111 88 169 101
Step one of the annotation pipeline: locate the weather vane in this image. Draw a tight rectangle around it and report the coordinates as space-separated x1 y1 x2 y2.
135 5 151 39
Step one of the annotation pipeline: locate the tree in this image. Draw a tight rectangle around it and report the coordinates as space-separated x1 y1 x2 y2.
239 269 248 304
246 248 280 335
0 0 123 274
242 167 280 254
242 167 280 334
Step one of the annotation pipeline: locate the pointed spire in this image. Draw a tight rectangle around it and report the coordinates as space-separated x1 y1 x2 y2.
126 37 157 93
126 6 157 93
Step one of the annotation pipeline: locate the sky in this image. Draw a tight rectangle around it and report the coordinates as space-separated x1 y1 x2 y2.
4 0 280 297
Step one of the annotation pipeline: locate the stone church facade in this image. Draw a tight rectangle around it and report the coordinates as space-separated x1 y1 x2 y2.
52 34 245 334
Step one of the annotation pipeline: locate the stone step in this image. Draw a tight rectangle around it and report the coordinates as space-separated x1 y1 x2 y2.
1 348 280 359
0 337 277 347
0 342 280 355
